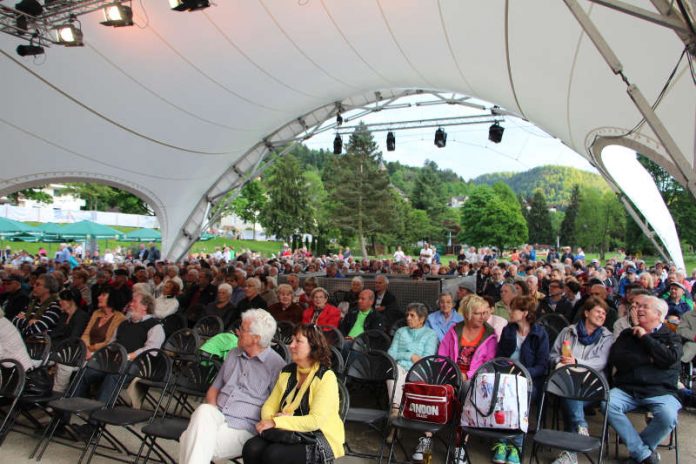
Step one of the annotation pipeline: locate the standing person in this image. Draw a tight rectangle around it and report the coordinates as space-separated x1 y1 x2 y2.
491 296 549 464
548 297 613 464
12 274 62 337
606 296 682 464
419 243 433 265
426 292 463 342
179 309 285 464
241 324 345 464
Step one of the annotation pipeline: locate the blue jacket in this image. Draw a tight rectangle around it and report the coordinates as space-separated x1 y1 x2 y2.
496 322 549 383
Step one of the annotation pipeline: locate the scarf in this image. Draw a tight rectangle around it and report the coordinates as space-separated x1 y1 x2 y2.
576 321 603 346
281 362 320 415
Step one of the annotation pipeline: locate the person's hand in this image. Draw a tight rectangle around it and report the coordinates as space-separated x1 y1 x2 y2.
255 419 276 434
86 351 93 360
411 354 421 363
632 326 648 338
15 312 25 320
376 305 385 312
560 355 576 365
127 352 136 361
344 336 353 341
27 318 38 325
461 372 468 381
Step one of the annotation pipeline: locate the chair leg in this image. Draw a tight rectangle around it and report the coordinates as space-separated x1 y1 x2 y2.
31 414 62 460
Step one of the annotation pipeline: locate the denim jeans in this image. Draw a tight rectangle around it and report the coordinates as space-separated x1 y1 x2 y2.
560 398 593 431
604 387 681 462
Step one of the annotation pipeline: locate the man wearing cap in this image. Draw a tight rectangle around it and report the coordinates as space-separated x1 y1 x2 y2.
0 275 30 321
455 276 477 309
664 281 693 319
538 279 574 320
618 265 638 298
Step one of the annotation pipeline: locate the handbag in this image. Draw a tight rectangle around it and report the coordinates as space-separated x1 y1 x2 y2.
24 366 54 397
460 371 528 432
261 428 316 444
402 381 457 424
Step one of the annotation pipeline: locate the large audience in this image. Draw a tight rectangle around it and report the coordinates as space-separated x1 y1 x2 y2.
0 242 691 464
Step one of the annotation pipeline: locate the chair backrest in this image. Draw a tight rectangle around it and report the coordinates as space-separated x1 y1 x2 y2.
193 315 224 339
163 328 201 359
544 364 609 403
275 321 296 344
351 330 392 353
537 314 569 345
329 345 345 375
87 343 129 375
319 325 345 350
128 349 173 385
270 339 291 363
406 355 462 394
49 337 87 368
25 334 51 366
0 359 26 399
331 290 350 306
176 357 222 393
473 357 533 387
337 379 350 421
344 350 398 383
388 318 407 338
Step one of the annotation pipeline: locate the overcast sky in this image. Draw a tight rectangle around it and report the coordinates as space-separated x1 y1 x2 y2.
303 94 597 181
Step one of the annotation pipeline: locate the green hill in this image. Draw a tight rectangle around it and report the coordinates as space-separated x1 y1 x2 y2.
472 165 610 207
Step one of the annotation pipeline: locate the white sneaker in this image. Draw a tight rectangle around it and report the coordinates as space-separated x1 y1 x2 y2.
577 426 589 436
453 446 468 464
551 451 578 464
412 436 432 462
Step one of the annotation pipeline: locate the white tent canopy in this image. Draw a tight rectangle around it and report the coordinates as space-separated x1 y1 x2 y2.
1 1 694 262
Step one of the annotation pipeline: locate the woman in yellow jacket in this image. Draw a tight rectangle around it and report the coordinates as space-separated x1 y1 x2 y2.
242 323 345 464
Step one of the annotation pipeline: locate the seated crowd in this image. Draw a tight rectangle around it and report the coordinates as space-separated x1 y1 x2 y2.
0 243 691 464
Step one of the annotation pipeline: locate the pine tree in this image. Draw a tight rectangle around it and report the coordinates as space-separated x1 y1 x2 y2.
231 180 266 240
526 189 553 245
326 123 394 257
560 184 580 246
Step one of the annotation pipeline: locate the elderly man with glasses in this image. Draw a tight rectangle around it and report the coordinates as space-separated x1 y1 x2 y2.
606 295 682 464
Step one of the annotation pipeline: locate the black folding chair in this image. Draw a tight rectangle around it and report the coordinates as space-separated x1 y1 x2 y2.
352 329 392 353
0 359 26 446
460 357 533 463
193 315 224 340
388 318 407 338
319 325 345 351
530 364 610 464
613 406 680 464
343 350 398 460
162 328 201 364
275 320 296 344
329 346 345 378
537 314 569 346
25 334 52 366
27 337 87 457
85 348 173 464
37 343 129 461
385 355 462 464
271 338 291 363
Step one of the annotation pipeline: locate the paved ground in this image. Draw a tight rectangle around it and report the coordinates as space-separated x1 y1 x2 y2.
3 403 695 463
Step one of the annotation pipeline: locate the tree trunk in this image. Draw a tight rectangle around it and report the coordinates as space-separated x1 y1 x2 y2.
252 220 256 240
359 235 368 259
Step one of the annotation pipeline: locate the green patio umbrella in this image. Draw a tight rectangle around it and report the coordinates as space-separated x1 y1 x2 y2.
58 220 123 240
0 217 38 238
121 228 161 242
35 222 65 236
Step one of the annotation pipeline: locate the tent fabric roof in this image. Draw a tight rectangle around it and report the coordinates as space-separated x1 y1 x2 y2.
1 1 693 262
122 228 161 242
58 220 123 239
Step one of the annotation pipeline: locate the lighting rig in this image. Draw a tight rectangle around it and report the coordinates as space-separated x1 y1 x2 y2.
1 0 209 56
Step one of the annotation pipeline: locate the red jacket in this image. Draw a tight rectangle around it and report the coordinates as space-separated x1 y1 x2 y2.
302 304 341 328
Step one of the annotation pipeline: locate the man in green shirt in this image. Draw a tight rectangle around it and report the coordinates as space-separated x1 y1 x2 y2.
340 289 386 340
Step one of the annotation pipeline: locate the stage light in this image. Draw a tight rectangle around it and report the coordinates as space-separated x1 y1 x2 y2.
386 131 395 151
101 2 133 27
434 128 447 148
333 134 342 154
489 122 504 143
16 43 44 56
336 113 343 126
54 23 83 46
169 0 209 11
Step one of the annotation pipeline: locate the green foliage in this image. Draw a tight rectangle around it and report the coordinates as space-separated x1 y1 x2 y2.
458 184 528 249
63 183 152 215
8 188 52 205
560 185 580 246
526 189 553 244
574 188 625 259
325 123 394 257
230 180 266 240
473 165 610 206
259 154 314 242
411 160 447 215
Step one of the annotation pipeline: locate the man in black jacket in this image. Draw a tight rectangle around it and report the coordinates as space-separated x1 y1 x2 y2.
0 275 30 320
538 279 574 321
340 289 385 338
606 295 682 464
374 275 400 328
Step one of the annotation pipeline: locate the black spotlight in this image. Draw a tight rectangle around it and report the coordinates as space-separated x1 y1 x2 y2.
101 2 134 27
489 122 504 144
15 0 43 16
169 0 210 11
333 134 342 154
386 131 395 151
434 128 447 148
16 43 44 56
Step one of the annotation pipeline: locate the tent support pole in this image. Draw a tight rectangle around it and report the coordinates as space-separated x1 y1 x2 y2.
619 196 672 264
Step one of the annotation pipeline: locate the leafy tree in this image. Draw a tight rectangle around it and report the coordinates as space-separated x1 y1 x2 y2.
8 188 52 205
574 188 625 259
259 154 314 242
526 189 553 244
231 180 266 240
458 184 528 250
63 183 152 215
326 123 394 257
411 160 447 215
560 184 580 246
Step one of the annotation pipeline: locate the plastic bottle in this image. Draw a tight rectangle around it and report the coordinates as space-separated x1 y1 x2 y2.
423 440 432 464
562 340 572 358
